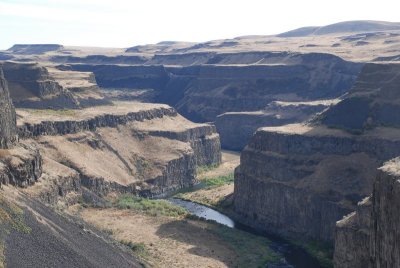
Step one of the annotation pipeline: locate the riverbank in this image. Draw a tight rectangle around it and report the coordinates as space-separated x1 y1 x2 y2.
63 150 286 267
71 198 281 268
176 150 239 209
175 150 333 268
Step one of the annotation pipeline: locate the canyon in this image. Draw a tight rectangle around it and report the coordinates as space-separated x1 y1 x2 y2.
1 20 400 267
234 62 400 240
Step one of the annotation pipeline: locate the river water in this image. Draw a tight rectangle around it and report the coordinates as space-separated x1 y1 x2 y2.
169 198 324 268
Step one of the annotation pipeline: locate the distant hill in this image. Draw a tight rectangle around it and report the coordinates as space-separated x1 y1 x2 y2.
278 20 400 37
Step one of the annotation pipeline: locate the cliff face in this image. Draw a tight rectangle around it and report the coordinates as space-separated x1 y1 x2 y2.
216 100 337 151
0 144 42 187
2 61 78 109
334 158 400 268
68 64 170 91
234 62 400 243
234 125 400 241
321 63 400 131
2 62 110 109
370 159 400 267
0 65 17 148
67 52 361 122
13 102 221 198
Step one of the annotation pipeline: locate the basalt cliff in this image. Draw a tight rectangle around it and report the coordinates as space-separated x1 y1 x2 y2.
0 65 17 148
334 158 400 268
2 61 110 109
234 63 400 243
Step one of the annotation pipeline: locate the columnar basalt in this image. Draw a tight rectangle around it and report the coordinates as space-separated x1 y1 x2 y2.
0 144 42 187
0 65 17 148
234 63 400 243
216 100 337 151
15 102 221 197
234 125 400 241
334 158 400 268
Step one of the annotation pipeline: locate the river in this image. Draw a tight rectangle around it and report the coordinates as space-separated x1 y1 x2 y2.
169 198 324 268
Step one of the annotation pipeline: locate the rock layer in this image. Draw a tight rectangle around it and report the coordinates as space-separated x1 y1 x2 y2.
14 102 221 197
334 158 400 268
234 125 400 241
234 62 400 243
321 63 400 131
67 52 361 122
0 144 42 187
216 100 337 151
0 65 17 148
2 61 109 109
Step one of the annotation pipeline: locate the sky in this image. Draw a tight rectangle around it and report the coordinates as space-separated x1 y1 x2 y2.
0 0 399 49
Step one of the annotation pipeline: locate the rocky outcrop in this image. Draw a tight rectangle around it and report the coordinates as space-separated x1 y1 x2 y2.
17 106 177 138
320 63 400 131
47 67 111 108
234 125 400 241
79 152 197 198
216 100 337 150
2 62 110 109
0 65 17 148
0 144 42 187
144 124 221 166
334 158 400 268
334 197 372 268
2 61 79 109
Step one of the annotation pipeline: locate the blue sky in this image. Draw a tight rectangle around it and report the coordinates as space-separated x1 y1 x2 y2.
0 0 399 49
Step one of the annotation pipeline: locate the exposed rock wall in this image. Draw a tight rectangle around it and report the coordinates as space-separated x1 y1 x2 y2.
144 125 221 166
68 64 170 91
18 106 177 138
14 103 221 198
234 126 400 241
51 55 148 65
2 62 110 109
369 159 400 267
80 152 196 198
334 158 400 268
0 65 17 148
334 197 372 268
0 144 42 187
321 63 400 131
234 62 400 244
216 100 336 151
66 52 362 122
2 61 79 109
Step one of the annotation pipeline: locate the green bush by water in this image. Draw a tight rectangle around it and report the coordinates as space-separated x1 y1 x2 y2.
115 195 187 217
